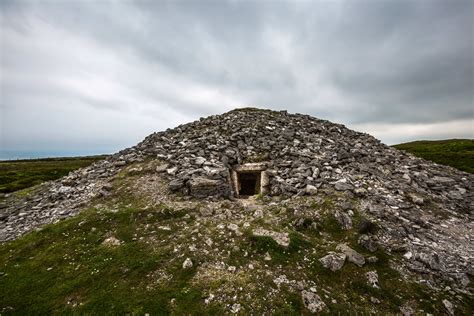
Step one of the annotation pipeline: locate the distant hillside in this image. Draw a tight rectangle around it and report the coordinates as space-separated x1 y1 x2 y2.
0 155 107 194
393 139 474 173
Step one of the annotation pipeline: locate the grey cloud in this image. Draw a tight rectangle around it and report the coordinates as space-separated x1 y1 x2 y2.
1 0 472 158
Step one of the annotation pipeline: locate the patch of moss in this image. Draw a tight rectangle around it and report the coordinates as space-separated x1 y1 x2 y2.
0 200 217 314
272 290 304 315
244 230 309 266
318 211 346 240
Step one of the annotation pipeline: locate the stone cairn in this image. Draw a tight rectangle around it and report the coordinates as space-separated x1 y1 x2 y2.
1 108 472 291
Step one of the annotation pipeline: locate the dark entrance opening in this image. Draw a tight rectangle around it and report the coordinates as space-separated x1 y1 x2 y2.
238 172 261 196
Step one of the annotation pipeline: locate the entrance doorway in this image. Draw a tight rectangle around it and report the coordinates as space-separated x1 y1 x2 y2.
238 172 261 196
230 162 269 198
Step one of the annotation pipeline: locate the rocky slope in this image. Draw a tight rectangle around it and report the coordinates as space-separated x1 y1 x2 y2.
0 108 472 314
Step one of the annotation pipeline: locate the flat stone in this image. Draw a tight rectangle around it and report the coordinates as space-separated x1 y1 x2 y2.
305 184 318 195
334 211 352 230
442 299 454 316
182 258 193 269
366 270 379 288
169 179 185 191
336 243 365 267
335 179 354 191
319 252 346 271
156 164 169 172
301 290 326 313
358 234 378 252
253 228 290 247
102 236 121 247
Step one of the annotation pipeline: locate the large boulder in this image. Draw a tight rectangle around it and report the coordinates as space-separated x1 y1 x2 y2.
319 252 346 271
301 290 326 313
187 177 232 198
336 243 365 267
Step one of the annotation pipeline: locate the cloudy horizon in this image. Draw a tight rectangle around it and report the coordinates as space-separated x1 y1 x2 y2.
1 0 473 160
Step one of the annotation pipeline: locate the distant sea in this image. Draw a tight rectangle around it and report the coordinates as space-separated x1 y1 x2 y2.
0 150 110 161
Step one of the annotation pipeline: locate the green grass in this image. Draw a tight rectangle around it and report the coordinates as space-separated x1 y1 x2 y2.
393 139 474 173
0 156 107 194
0 203 219 314
1 174 472 314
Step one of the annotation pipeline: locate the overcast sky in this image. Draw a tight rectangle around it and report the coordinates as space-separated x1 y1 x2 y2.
1 0 473 159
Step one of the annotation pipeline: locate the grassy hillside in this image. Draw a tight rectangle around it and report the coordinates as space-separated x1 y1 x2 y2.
1 187 464 314
1 158 472 314
393 139 474 173
0 156 107 194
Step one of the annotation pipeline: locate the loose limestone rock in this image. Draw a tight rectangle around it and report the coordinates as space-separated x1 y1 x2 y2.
301 290 326 313
336 243 365 267
442 299 455 316
187 177 232 198
305 184 318 195
227 223 242 236
102 236 121 247
366 270 380 288
182 258 193 269
358 234 378 252
319 252 346 272
334 210 353 230
252 228 290 247
334 179 354 191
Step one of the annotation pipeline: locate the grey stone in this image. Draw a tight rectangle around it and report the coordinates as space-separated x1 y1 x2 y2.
442 299 454 316
432 176 455 184
102 236 121 247
156 164 169 172
305 184 318 195
366 270 379 288
337 243 365 267
253 228 289 247
334 211 352 230
182 258 193 269
319 252 346 271
335 179 354 191
358 234 378 252
301 290 326 313
169 179 185 191
194 157 206 166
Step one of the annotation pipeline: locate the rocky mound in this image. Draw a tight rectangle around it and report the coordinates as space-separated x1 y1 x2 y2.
0 108 472 314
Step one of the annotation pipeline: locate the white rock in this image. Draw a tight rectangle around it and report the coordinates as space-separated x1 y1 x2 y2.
301 290 326 313
253 228 290 247
230 303 241 314
319 252 346 271
195 157 206 166
403 251 413 260
182 258 193 269
227 223 242 236
442 299 454 316
305 184 318 195
166 166 178 175
366 270 379 288
204 293 215 304
102 236 121 247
